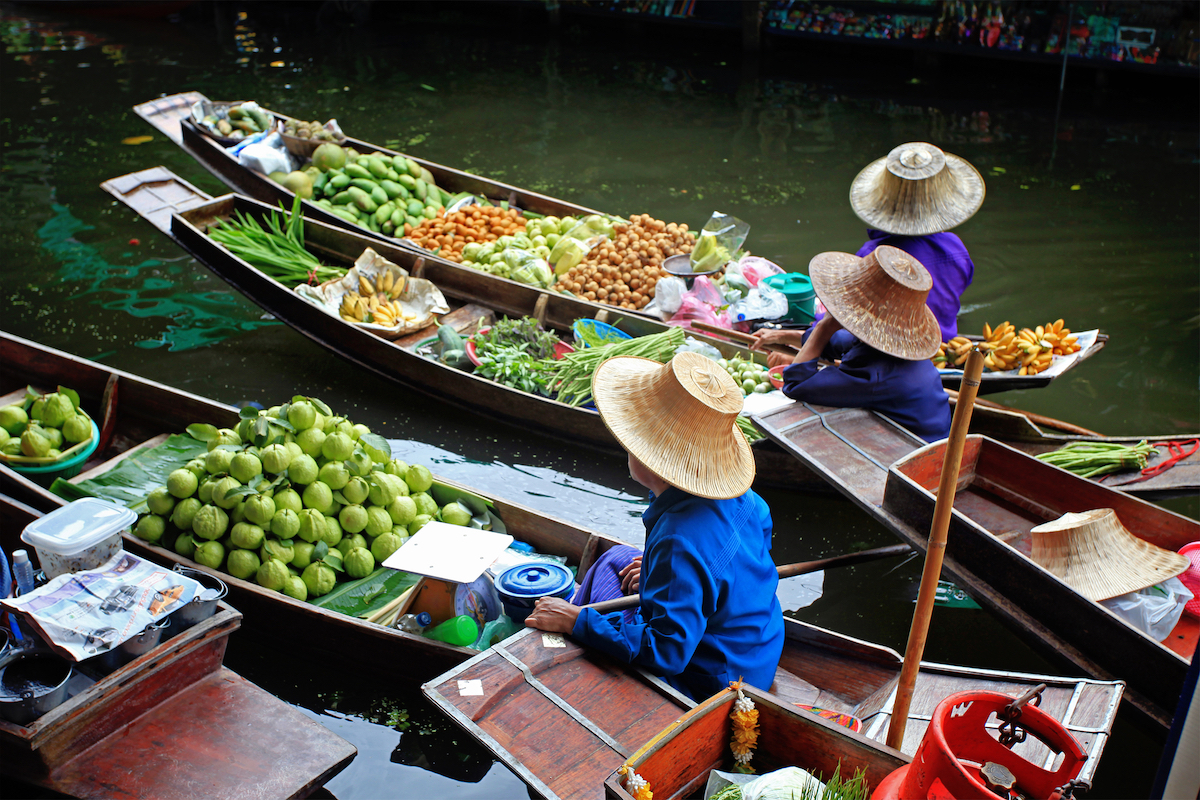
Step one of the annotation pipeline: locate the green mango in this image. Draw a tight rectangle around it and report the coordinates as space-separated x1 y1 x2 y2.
331 207 359 224
382 220 395 235
406 199 425 217
391 208 405 228
405 158 422 179
345 163 373 180
328 173 351 190
379 180 404 200
421 206 438 220
413 178 427 202
386 168 400 181
366 156 389 179
375 201 395 225
331 190 354 205
397 174 416 190
370 186 388 206
350 178 379 193
348 186 377 213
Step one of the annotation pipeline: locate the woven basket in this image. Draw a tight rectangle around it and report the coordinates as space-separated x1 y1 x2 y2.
281 133 345 160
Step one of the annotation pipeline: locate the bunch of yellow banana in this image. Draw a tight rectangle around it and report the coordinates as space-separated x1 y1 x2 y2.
978 321 1020 372
933 335 975 368
338 271 413 326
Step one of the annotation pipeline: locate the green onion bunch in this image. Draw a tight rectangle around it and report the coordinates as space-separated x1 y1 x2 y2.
207 196 345 287
545 326 686 408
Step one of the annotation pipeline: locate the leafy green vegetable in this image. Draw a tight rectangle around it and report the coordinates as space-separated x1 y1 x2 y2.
472 316 560 361
207 196 345 287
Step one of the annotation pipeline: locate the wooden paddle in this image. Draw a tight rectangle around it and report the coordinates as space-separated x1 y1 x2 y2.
886 348 986 751
583 543 912 614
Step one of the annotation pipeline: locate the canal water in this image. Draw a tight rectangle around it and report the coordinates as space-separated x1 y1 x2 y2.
1 3 1196 798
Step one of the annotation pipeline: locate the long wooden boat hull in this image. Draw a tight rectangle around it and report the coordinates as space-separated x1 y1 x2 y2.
0 499 355 799
0 331 625 678
135 93 1104 394
424 620 1121 799
99 166 826 493
753 401 1197 730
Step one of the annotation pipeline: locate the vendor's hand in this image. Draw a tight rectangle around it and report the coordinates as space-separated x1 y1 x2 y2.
525 596 581 634
619 556 642 595
749 328 804 353
814 314 843 334
766 351 792 369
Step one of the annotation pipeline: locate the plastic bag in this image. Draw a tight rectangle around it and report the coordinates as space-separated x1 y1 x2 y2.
236 130 294 176
1100 576 1193 641
690 211 749 273
508 251 553 289
675 336 723 361
549 217 612 275
737 255 785 287
653 275 687 315
729 281 789 324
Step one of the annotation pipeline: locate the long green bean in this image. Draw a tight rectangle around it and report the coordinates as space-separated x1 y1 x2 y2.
546 326 686 407
1036 440 1155 478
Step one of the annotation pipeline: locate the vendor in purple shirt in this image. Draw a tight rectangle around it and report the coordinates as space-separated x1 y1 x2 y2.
750 245 952 443
846 142 985 342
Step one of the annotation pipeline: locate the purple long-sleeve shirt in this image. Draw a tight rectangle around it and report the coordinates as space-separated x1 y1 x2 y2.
856 230 974 342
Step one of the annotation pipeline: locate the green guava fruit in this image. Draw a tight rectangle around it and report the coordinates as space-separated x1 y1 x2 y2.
194 541 225 570
312 143 346 171
411 492 438 518
0 405 27 436
370 531 403 562
42 428 64 450
365 505 392 537
367 475 398 507
317 461 350 490
321 432 355 462
192 504 229 541
257 558 290 591
20 426 51 458
302 480 333 513
197 478 217 505
339 504 368 534
405 464 433 494
174 533 197 558
386 495 417 526
261 538 294 565
62 414 91 444
230 452 263 484
271 508 301 539
287 400 317 431
164 468 197 500
227 549 261 580
440 501 473 526
336 533 367 556
288 454 319 485
343 546 375 579
211 476 243 509
283 576 308 601
384 459 409 479
230 522 266 550
273 488 303 515
291 541 316 569
296 508 327 543
301 562 336 597
206 428 242 451
323 515 343 547
184 458 207 480
205 447 235 475
40 392 75 428
341 475 369 505
146 486 175 516
135 514 166 543
408 514 432 535
243 494 276 526
260 443 292 474
296 427 326 458
171 497 202 531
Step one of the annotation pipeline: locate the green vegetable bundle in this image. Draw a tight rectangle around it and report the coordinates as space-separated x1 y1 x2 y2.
474 317 560 361
208 196 346 287
1035 440 1155 478
546 326 687 408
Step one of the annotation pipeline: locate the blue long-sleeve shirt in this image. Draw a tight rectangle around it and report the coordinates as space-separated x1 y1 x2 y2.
572 487 784 700
781 329 952 443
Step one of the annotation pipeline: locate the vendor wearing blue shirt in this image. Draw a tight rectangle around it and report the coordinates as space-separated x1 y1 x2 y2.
525 352 784 700
750 245 952 443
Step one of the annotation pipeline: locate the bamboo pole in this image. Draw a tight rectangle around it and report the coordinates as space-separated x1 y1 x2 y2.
584 543 911 614
886 348 986 751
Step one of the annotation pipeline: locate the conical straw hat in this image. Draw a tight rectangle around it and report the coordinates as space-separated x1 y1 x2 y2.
1030 508 1190 602
592 351 754 500
808 244 942 360
849 142 985 236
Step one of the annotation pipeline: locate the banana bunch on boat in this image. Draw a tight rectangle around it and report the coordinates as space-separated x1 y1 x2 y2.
935 320 1082 375
339 272 411 326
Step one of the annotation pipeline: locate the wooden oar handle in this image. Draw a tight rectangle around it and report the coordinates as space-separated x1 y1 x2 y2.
582 543 911 615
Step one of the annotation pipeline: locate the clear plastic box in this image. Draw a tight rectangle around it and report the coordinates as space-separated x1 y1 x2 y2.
20 498 135 579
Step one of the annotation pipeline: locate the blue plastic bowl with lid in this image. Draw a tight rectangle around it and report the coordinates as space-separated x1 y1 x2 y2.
494 563 576 624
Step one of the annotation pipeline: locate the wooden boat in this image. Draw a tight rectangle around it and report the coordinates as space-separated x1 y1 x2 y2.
101 169 1134 506
0 495 356 799
423 622 1122 799
133 93 1105 395
0 331 626 679
753 400 1199 730
601 683 908 800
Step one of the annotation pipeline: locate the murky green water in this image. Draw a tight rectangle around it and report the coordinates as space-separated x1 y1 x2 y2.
1 3 1196 798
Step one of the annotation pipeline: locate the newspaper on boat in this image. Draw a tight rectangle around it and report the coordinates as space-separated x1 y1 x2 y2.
1 551 202 662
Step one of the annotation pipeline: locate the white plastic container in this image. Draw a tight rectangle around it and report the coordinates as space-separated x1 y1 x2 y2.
20 498 135 579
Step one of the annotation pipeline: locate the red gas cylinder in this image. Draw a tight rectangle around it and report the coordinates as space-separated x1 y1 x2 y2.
873 687 1088 800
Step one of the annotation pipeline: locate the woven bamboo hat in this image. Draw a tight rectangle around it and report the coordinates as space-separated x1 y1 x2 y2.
1030 508 1190 602
849 142 985 236
592 351 754 500
808 244 942 360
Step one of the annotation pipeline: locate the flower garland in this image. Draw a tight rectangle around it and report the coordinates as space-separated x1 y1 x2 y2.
618 764 653 800
729 681 760 774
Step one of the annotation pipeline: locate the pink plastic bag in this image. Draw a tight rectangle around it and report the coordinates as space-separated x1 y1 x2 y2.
665 277 730 331
736 256 784 287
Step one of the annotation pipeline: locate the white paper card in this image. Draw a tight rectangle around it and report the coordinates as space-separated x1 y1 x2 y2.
541 633 567 648
382 521 513 583
457 679 484 697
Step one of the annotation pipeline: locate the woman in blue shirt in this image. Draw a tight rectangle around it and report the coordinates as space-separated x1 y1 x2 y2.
525 352 784 700
751 245 952 443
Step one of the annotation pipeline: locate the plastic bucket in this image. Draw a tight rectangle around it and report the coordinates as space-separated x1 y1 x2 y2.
5 419 101 488
762 273 816 324
494 563 575 624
